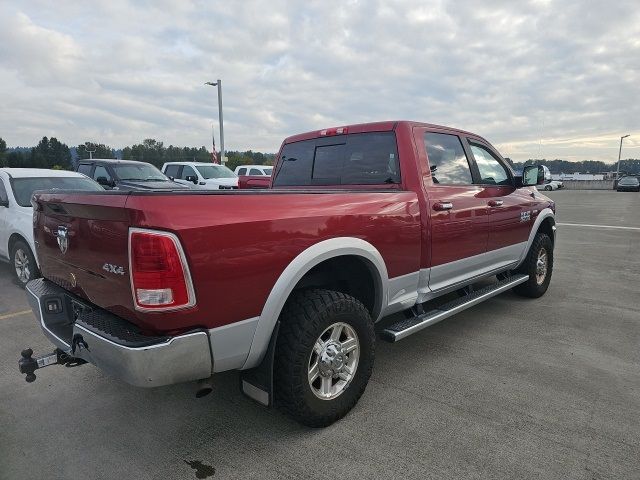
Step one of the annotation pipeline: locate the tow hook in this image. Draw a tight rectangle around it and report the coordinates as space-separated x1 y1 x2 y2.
18 348 86 383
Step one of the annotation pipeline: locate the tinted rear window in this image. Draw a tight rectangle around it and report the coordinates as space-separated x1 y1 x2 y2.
273 132 400 186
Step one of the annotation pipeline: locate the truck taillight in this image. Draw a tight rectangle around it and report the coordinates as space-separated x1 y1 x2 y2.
128 229 195 311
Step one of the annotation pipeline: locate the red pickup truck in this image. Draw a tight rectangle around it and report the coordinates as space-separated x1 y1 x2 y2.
19 121 556 427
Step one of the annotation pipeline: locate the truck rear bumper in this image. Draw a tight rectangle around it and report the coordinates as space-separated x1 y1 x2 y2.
26 278 213 387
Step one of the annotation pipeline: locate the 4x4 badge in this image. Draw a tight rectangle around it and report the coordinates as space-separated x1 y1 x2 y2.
56 226 69 254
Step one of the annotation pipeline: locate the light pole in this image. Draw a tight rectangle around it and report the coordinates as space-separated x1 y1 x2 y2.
616 134 630 179
205 80 225 164
85 142 96 160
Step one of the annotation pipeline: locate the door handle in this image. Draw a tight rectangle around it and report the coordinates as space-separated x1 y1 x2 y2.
433 201 453 211
488 200 504 207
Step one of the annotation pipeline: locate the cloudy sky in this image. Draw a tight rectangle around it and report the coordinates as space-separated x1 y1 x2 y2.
1 0 639 162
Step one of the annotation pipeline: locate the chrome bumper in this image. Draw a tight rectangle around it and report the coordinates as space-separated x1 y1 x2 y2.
26 279 213 387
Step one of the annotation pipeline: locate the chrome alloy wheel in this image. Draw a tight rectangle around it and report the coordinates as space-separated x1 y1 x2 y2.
308 322 360 400
14 248 31 284
535 248 548 285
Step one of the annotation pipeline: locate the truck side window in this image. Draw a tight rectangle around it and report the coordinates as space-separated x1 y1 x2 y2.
180 165 197 180
237 168 247 176
0 178 8 203
164 165 180 178
424 133 472 184
93 165 112 183
249 168 262 176
77 163 93 176
469 143 510 186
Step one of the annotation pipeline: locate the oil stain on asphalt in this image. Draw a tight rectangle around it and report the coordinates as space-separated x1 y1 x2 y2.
184 459 216 478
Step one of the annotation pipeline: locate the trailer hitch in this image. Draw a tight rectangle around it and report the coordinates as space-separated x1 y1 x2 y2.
18 348 86 383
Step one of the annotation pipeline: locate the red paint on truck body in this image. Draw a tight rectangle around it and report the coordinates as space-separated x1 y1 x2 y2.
32 121 552 336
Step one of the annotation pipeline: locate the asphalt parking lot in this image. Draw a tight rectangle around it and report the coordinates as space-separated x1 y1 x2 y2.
1 189 639 479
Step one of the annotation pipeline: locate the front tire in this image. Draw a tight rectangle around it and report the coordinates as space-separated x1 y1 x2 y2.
11 240 38 288
274 289 375 427
544 185 552 191
513 233 553 298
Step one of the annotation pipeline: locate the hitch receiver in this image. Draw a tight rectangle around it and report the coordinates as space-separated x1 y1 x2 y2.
18 348 86 383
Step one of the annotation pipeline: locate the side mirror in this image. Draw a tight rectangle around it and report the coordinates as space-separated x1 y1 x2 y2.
96 177 114 189
522 165 550 186
0 198 8 208
168 176 175 181
185 175 198 184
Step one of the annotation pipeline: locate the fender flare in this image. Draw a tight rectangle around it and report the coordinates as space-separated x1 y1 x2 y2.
515 207 555 268
241 237 388 370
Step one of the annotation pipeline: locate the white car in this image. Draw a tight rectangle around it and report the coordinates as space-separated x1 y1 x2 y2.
0 168 103 287
162 162 238 189
539 180 564 191
234 165 273 176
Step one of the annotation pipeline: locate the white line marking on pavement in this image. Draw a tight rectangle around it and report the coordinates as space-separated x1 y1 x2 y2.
0 309 32 321
557 222 640 231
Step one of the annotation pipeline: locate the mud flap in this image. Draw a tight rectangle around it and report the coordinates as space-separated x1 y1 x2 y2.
239 321 280 407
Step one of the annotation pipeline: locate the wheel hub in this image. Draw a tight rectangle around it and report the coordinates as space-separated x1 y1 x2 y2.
535 248 548 285
308 322 360 400
318 341 346 377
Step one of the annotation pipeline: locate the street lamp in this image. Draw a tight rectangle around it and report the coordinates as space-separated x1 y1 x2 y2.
616 134 630 179
205 80 225 164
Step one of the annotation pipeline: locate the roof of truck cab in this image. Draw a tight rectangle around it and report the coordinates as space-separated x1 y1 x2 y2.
283 120 488 144
0 168 86 179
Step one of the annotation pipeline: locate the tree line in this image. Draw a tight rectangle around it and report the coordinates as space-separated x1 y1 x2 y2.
509 158 640 175
0 136 636 174
0 136 276 172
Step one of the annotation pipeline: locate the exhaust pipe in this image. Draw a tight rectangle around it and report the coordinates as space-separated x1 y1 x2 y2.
195 377 213 398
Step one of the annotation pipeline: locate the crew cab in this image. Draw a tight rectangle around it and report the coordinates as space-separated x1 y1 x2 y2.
19 121 556 427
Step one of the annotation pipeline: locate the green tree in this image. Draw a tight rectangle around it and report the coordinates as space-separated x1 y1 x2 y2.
29 137 72 169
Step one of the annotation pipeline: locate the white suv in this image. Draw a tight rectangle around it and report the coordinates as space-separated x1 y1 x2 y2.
234 165 273 176
162 162 238 190
0 168 102 287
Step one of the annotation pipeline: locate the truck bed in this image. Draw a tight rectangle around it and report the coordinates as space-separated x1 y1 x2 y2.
33 189 421 335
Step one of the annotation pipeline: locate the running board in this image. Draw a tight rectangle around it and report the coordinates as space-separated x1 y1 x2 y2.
382 274 529 342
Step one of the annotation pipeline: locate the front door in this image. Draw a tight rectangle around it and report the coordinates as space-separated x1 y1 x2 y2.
466 139 531 262
417 129 489 292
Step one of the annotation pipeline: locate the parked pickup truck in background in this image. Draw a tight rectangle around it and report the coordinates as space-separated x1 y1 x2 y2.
238 174 271 189
19 121 556 427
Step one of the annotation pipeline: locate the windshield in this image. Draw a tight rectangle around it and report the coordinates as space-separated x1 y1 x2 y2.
619 177 639 185
195 165 237 179
12 177 103 207
114 164 168 181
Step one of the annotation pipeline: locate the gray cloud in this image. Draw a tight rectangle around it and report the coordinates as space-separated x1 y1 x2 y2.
0 0 638 161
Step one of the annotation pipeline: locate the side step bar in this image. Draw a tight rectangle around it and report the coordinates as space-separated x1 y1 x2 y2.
382 274 529 342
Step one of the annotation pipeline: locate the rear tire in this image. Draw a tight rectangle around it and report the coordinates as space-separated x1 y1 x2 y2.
274 289 375 427
11 240 38 288
544 185 552 191
513 233 553 298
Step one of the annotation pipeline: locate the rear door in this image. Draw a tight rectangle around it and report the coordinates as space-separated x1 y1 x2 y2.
417 129 489 291
466 139 531 260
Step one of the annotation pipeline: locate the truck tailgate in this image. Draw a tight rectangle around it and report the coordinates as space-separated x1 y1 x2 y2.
33 192 135 322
